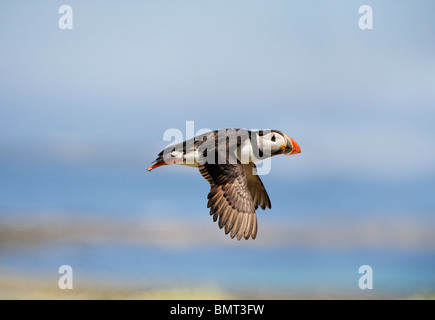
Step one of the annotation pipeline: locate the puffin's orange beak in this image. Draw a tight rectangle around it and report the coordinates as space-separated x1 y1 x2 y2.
283 136 301 155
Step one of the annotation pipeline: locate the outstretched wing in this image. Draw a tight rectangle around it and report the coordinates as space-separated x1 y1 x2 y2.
198 163 258 240
244 163 271 210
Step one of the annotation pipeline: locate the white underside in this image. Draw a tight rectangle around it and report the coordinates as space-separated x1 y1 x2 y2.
171 138 263 167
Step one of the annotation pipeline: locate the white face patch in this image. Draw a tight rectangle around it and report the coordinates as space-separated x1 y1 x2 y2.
259 132 286 156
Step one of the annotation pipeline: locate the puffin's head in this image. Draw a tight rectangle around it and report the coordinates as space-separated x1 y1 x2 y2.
258 130 301 157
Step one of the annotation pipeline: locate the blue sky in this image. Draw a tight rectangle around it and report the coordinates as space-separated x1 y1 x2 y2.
1 0 435 179
1 2 435 297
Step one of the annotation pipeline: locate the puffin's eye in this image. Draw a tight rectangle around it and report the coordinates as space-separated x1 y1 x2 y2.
271 135 276 142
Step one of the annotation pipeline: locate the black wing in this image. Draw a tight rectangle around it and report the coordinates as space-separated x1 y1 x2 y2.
244 163 271 210
198 163 258 240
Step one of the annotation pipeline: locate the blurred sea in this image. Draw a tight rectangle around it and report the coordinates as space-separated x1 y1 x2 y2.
2 160 435 221
1 160 434 298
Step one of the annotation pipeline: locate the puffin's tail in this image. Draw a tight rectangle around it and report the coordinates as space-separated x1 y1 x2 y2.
148 150 181 171
148 151 164 171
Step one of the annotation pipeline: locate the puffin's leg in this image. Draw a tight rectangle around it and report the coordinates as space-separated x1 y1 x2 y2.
148 158 181 171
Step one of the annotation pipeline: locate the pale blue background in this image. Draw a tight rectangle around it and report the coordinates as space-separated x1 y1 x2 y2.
1 1 434 298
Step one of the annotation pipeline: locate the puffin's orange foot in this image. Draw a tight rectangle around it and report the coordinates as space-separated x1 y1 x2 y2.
148 158 181 171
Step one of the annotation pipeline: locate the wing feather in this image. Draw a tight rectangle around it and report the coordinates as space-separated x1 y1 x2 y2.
244 163 271 210
198 163 258 240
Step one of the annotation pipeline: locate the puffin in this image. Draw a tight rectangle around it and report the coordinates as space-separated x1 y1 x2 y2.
148 129 301 240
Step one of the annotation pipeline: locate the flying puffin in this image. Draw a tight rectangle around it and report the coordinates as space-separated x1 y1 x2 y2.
148 129 301 240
